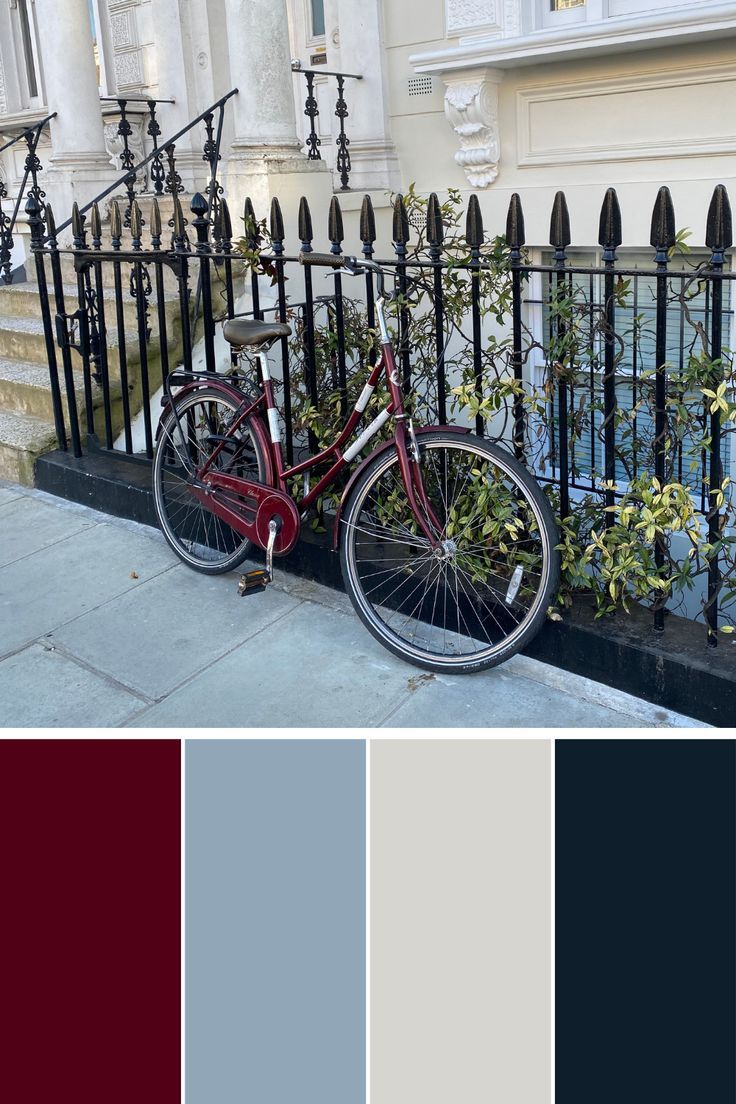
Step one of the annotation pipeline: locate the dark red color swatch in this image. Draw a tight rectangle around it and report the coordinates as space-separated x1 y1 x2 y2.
0 740 180 1104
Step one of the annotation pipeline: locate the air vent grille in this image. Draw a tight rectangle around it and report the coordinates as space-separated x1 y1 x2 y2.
408 75 434 98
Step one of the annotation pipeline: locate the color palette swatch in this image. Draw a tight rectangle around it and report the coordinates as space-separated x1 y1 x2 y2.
0 737 733 1104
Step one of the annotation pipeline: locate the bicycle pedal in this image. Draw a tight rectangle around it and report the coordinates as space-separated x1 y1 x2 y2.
237 569 271 596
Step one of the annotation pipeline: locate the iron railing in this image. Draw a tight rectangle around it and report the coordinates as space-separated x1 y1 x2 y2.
100 96 176 225
292 63 362 189
0 112 55 283
25 183 736 648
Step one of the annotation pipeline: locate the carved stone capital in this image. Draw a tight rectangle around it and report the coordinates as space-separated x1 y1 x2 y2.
443 67 502 188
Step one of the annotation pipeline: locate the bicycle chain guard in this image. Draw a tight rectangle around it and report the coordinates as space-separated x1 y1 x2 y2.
188 473 301 555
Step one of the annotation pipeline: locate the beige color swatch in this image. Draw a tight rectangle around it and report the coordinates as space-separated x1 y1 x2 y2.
371 739 551 1104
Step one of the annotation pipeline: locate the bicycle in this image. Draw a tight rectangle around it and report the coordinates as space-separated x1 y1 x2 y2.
152 252 560 673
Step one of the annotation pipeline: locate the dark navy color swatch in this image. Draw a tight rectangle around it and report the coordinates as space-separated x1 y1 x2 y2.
556 739 736 1104
186 739 365 1104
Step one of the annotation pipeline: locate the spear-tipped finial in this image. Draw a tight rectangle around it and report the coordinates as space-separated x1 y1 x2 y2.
90 202 102 246
110 199 122 244
219 198 232 242
130 199 143 243
45 202 57 244
598 188 622 257
172 192 186 246
426 192 444 249
328 195 344 249
466 193 484 250
150 198 162 247
650 186 676 255
298 195 313 247
243 196 257 245
705 183 732 259
549 191 571 251
25 193 43 247
360 194 376 246
269 196 284 243
71 201 86 248
393 194 410 245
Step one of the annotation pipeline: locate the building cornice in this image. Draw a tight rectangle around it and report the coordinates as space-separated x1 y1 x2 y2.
411 2 736 73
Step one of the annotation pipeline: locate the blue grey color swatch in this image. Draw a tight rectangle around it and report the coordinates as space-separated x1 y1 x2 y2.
186 740 366 1104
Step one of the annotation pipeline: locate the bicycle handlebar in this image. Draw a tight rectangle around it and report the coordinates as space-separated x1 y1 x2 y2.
299 251 346 268
299 251 389 297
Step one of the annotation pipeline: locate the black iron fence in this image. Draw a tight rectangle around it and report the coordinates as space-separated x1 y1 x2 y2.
0 112 55 283
24 182 736 647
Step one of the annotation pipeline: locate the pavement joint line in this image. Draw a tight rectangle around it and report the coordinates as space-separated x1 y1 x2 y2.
124 597 310 726
0 560 181 663
0 518 100 569
15 637 155 707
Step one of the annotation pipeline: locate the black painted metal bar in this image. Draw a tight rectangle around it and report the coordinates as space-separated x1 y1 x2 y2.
328 197 348 418
0 113 55 283
191 194 216 375
334 75 351 191
130 200 153 458
243 197 262 322
150 198 171 393
71 204 95 440
467 194 485 437
26 195 66 451
599 188 622 522
505 193 525 455
219 198 238 371
89 203 113 449
393 194 412 393
147 101 165 196
270 196 293 465
109 200 133 453
299 196 319 454
45 205 82 457
704 184 732 646
427 193 447 425
650 185 676 633
360 194 377 368
304 72 321 160
550 191 571 519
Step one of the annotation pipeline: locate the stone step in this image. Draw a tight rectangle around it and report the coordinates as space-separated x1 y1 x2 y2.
0 312 182 375
25 250 185 291
0 407 58 485
0 279 179 325
0 355 116 427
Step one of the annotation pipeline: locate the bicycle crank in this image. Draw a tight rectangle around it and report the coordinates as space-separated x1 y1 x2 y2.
238 519 280 597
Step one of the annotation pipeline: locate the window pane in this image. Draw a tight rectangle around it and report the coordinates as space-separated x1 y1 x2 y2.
551 0 586 9
311 0 326 37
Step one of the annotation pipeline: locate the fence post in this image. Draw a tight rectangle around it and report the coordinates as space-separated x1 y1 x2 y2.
427 193 447 426
704 183 732 645
598 187 622 523
550 190 571 520
26 194 66 453
90 201 113 448
299 196 319 453
270 196 293 465
329 196 348 419
192 193 216 375
360 194 377 367
650 185 676 633
393 194 411 393
505 193 525 457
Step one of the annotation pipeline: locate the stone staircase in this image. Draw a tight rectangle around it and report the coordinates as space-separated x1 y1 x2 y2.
0 195 188 483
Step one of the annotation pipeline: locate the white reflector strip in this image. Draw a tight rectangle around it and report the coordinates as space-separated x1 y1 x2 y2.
355 382 375 413
505 564 524 605
344 408 391 462
267 407 281 443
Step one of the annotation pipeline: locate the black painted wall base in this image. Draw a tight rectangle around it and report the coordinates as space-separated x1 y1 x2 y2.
35 448 735 727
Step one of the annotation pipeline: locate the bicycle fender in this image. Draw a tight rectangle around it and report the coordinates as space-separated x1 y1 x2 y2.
331 424 471 550
156 381 275 487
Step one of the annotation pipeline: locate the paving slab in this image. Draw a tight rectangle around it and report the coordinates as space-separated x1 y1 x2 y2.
0 486 23 508
0 642 144 727
0 521 175 657
51 564 303 700
0 494 94 567
130 601 417 728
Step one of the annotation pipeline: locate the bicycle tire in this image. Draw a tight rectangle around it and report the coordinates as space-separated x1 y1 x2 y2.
153 386 269 574
339 432 560 673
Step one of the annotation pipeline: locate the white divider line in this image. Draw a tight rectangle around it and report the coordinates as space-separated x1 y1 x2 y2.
181 736 186 1104
365 735 371 1104
550 736 555 1104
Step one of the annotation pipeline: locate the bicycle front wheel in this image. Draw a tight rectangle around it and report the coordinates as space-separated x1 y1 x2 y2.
339 432 560 673
153 386 268 574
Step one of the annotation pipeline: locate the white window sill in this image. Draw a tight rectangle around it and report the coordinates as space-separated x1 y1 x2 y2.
410 3 736 73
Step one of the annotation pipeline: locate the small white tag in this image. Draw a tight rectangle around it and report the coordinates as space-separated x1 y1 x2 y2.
505 565 524 605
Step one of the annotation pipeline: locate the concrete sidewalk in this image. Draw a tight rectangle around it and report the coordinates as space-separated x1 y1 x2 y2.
0 481 707 730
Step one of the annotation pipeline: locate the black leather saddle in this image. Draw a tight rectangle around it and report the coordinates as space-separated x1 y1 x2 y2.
222 319 292 347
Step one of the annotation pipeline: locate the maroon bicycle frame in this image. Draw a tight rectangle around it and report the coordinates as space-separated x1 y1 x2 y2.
196 336 444 549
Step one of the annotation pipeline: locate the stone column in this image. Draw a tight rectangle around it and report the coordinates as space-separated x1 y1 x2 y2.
35 0 111 214
223 0 330 224
150 0 198 192
335 0 400 192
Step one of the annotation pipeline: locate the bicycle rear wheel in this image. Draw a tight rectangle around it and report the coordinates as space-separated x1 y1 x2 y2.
339 432 560 673
153 387 268 574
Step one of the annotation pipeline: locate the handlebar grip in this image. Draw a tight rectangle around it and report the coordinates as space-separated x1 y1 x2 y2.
299 251 346 268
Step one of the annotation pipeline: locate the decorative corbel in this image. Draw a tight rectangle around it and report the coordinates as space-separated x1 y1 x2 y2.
443 67 503 188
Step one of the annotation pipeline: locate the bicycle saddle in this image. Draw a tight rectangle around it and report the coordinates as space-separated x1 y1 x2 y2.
222 319 292 346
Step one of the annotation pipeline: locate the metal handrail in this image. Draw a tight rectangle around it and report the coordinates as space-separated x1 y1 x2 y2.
0 111 56 156
55 88 238 234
